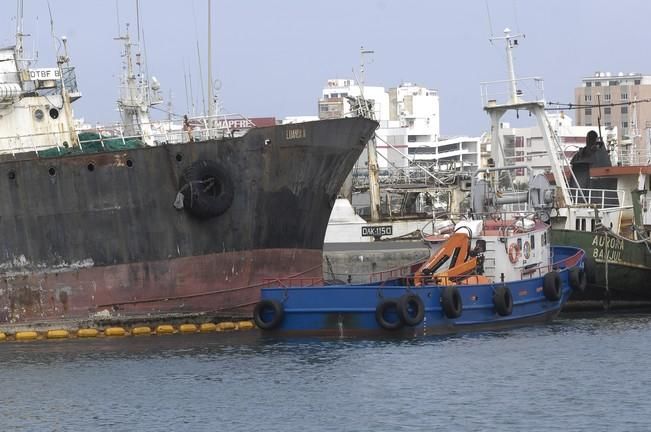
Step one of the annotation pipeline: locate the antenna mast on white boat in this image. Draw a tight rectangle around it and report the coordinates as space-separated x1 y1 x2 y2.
484 28 572 207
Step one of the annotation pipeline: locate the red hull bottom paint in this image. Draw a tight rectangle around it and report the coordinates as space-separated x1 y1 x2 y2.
0 249 323 324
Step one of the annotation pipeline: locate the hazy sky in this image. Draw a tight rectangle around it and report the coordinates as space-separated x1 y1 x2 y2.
2 0 651 136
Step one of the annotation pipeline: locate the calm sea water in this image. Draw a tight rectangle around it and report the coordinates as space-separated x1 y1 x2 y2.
1 312 650 432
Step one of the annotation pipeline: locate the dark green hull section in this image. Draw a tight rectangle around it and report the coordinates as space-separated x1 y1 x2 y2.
552 229 651 302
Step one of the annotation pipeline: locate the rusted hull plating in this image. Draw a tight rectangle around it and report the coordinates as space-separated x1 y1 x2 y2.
0 248 322 323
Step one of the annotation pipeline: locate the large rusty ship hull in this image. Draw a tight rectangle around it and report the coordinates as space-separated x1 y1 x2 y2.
0 118 377 324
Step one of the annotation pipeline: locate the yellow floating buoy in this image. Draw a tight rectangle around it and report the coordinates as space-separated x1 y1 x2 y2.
199 323 217 333
105 327 126 337
77 328 99 338
179 323 198 334
15 331 38 341
217 321 236 331
0 332 6 341
47 329 70 339
237 321 255 331
131 326 152 336
155 324 175 335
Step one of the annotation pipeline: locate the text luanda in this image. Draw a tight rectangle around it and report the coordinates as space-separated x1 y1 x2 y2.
591 235 624 262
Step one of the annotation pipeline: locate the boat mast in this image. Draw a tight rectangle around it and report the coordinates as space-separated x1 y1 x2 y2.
360 46 381 222
207 0 216 118
485 28 572 207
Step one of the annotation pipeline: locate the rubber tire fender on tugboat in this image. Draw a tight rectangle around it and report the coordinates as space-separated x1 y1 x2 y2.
179 159 234 219
583 256 597 284
375 299 404 330
568 267 587 292
441 286 463 319
493 285 513 316
253 300 285 330
542 271 562 301
397 293 425 326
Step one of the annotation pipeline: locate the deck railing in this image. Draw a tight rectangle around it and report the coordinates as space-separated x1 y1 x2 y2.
566 187 624 208
0 113 258 156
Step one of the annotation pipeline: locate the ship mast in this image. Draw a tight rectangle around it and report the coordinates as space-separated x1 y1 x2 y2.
207 0 216 118
360 46 381 222
484 28 572 207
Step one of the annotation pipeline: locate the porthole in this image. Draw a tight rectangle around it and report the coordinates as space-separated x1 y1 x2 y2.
126 159 133 168
49 108 59 119
48 167 56 176
175 153 183 162
34 109 44 121
8 170 16 180
87 163 95 172
62 141 69 148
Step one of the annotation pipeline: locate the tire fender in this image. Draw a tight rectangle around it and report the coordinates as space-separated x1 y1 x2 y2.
253 300 284 330
398 293 425 326
375 299 403 330
493 285 513 316
542 271 562 301
441 285 463 319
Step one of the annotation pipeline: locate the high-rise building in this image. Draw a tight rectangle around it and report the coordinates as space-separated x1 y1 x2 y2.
574 72 651 150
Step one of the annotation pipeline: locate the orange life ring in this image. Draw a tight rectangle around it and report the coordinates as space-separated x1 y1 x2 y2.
508 243 520 263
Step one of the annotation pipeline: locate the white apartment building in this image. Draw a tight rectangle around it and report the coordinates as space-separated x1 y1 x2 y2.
497 112 618 181
318 79 481 171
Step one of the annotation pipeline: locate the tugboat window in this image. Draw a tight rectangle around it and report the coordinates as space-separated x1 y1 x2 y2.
34 109 44 121
49 108 60 119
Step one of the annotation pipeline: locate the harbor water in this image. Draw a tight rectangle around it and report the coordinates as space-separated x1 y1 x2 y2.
2 312 650 431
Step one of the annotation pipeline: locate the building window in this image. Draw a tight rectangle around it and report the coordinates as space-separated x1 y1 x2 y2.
586 82 592 87
621 106 628 114
595 82 602 86
635 79 641 85
585 108 592 115
621 92 628 100
604 107 611 114
604 94 611 101
609 80 619 86
584 95 592 102
622 121 628 128
407 135 417 142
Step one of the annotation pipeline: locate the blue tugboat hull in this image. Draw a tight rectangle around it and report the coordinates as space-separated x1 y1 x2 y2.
257 246 584 336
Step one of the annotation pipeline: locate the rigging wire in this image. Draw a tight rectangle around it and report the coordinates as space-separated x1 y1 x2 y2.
485 0 495 39
545 98 651 111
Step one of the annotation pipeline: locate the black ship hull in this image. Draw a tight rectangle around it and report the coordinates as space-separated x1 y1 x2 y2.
0 118 377 324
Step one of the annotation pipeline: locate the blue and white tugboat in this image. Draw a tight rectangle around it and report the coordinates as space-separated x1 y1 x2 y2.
252 29 586 336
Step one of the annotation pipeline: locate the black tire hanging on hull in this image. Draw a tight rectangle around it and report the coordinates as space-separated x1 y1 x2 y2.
568 267 587 292
441 286 463 319
398 293 425 326
179 159 234 219
253 300 285 330
543 271 562 301
493 285 513 316
375 299 403 330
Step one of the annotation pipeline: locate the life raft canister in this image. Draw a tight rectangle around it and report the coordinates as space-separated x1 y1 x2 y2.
522 241 531 260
